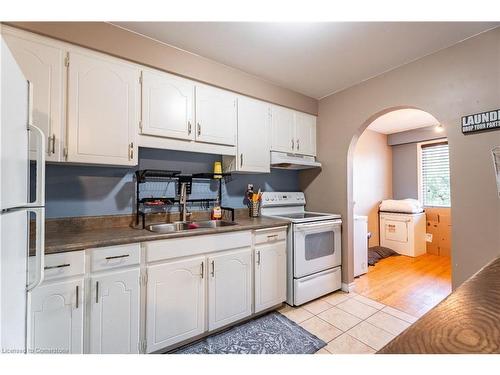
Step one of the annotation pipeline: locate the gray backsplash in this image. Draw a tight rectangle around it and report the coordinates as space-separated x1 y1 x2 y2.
44 148 299 218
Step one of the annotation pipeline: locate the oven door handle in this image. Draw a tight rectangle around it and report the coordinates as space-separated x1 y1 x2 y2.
294 221 341 231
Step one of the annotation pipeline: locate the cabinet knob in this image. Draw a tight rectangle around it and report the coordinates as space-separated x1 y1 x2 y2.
197 123 201 136
188 121 192 135
129 142 134 160
75 285 79 309
48 134 56 155
44 263 70 270
105 254 130 260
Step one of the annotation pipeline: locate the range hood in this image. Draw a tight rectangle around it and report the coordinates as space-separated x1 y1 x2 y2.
270 151 322 170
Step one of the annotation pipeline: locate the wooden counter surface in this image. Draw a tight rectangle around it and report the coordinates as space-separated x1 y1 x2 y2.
378 256 500 354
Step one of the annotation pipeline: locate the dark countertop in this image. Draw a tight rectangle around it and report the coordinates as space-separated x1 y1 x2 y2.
378 256 500 354
42 216 289 255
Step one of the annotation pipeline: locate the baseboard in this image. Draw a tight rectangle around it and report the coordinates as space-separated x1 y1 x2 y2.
341 282 356 293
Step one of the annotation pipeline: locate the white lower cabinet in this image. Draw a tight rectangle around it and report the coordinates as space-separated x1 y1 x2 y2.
146 256 206 353
89 268 140 354
27 227 287 354
254 241 287 313
208 248 253 330
144 247 253 351
28 278 84 354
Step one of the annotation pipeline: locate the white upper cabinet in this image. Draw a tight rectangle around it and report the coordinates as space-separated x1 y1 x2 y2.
271 105 317 156
3 30 65 162
146 256 206 353
28 278 84 354
232 97 271 173
271 105 296 153
4 27 315 165
89 268 140 354
141 69 195 141
67 50 140 166
207 247 252 331
195 84 237 146
295 111 317 156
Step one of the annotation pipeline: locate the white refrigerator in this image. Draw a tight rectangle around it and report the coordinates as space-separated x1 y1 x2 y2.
0 36 46 353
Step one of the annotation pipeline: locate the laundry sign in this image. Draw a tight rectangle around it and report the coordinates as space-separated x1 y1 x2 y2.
462 109 500 134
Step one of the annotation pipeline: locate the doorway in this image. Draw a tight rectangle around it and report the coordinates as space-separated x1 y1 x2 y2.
349 108 452 318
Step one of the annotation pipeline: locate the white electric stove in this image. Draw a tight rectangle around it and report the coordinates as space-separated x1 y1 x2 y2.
261 192 342 306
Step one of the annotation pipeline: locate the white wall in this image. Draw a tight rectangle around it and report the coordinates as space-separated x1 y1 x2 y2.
300 27 500 288
353 129 393 247
392 143 419 200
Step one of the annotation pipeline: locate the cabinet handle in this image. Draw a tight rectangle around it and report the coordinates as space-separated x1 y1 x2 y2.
75 285 79 309
129 142 134 160
211 260 215 278
96 281 99 304
240 153 243 167
44 263 70 270
257 251 261 265
197 123 201 136
267 234 278 241
291 139 295 150
297 139 300 151
188 121 192 135
201 262 204 279
105 254 130 260
48 134 55 155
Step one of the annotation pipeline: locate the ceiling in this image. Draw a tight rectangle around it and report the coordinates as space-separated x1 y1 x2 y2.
112 22 498 99
367 108 440 134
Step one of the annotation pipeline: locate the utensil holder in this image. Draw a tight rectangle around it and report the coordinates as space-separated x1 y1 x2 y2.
248 201 260 218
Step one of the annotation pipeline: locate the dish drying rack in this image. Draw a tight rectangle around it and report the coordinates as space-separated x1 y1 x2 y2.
135 169 234 228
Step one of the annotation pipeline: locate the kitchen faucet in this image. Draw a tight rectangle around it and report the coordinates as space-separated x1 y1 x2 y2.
179 181 191 222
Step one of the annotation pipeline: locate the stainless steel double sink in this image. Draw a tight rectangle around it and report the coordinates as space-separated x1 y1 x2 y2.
147 220 238 234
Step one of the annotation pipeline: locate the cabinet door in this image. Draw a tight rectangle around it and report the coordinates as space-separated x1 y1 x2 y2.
271 105 296 153
295 112 316 156
146 256 205 353
208 247 252 331
28 279 84 354
195 85 237 146
237 97 271 173
89 268 140 354
67 51 139 166
141 70 195 141
3 31 65 162
255 241 287 313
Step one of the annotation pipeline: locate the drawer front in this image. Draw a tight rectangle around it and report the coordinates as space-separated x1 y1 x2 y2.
146 231 252 263
254 227 287 245
89 243 141 272
294 266 342 306
29 251 85 282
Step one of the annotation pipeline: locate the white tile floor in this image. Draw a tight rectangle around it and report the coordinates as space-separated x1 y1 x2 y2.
278 290 418 354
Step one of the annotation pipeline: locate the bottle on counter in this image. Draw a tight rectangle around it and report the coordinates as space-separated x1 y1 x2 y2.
211 196 222 220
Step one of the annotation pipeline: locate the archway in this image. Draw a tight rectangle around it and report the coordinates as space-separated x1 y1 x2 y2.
346 106 452 317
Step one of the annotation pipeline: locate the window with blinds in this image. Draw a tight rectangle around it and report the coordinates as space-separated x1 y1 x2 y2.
420 141 451 207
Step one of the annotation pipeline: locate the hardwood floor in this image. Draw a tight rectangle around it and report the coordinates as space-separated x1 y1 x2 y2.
353 254 451 318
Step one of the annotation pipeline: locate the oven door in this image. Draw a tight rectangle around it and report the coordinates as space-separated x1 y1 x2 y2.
293 220 341 278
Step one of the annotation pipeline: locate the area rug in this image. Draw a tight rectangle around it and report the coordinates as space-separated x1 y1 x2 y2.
368 246 400 266
171 312 325 354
